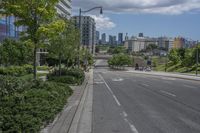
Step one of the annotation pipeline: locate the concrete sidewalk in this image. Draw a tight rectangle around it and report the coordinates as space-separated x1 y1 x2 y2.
41 70 93 133
126 68 200 81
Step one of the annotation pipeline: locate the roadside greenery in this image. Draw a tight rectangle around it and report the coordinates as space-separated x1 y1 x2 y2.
47 68 85 85
2 0 65 79
108 46 127 54
108 54 132 69
154 46 200 73
0 39 33 66
0 76 73 132
0 65 33 76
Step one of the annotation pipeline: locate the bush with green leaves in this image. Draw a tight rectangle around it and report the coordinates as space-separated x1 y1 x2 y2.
0 76 73 132
108 54 132 69
47 68 85 85
0 39 33 66
0 65 33 76
37 66 50 71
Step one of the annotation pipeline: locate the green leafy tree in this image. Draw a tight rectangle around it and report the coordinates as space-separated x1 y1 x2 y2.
48 20 79 76
108 54 132 69
168 49 180 65
2 0 60 79
0 39 33 66
146 44 158 51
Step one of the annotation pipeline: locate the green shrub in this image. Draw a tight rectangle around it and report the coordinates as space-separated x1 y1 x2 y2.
0 76 73 132
37 66 49 71
0 65 33 76
48 75 81 85
48 68 85 85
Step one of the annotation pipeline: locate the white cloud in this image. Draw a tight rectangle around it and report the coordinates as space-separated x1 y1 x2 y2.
73 0 200 15
90 15 116 30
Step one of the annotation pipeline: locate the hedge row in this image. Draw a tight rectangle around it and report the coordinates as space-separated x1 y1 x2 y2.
47 68 85 85
0 65 33 76
0 76 73 132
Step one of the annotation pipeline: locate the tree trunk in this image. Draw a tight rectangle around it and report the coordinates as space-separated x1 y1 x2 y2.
59 53 62 77
33 46 37 80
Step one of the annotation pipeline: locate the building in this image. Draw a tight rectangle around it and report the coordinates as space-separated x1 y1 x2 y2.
56 0 72 18
109 35 117 45
96 31 100 45
125 33 129 41
173 37 185 49
124 36 158 53
118 33 123 45
0 16 22 42
73 16 96 54
0 0 72 42
157 37 174 51
109 35 113 45
113 36 117 45
101 33 107 45
138 33 144 37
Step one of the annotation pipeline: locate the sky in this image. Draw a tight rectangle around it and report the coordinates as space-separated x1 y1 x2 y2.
72 0 200 40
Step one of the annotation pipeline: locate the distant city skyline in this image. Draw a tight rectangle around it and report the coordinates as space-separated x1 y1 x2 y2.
72 0 200 41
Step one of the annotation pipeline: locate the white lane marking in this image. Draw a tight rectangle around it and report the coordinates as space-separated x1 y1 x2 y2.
113 95 121 106
112 78 124 82
183 85 197 89
122 111 128 117
161 77 176 80
142 83 149 87
160 90 176 97
98 74 121 106
124 118 139 133
94 82 104 84
98 74 139 133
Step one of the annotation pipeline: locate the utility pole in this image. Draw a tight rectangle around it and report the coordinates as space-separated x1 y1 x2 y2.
77 7 103 69
196 40 199 76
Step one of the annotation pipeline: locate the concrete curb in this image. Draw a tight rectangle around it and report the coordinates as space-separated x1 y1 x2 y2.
126 70 200 82
68 69 93 133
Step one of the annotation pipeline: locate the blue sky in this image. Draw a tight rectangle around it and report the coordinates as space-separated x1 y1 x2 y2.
72 0 200 40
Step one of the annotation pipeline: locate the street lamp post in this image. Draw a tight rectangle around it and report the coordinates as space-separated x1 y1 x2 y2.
77 7 103 68
196 40 199 76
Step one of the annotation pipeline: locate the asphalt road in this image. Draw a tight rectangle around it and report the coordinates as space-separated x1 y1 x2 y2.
92 60 200 133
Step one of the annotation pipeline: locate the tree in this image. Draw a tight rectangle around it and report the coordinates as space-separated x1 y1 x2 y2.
48 20 79 76
0 39 33 66
146 44 158 51
2 0 61 79
108 54 132 69
168 49 180 65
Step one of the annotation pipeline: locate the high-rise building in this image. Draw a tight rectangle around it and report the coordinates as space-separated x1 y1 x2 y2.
138 33 144 37
101 33 106 45
56 0 72 18
0 16 22 42
158 37 174 51
73 16 96 54
118 33 123 45
113 36 117 45
125 33 129 41
173 37 185 49
109 35 117 45
96 31 100 45
109 35 113 45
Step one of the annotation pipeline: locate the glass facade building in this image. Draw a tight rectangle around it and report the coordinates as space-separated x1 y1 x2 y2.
0 16 21 42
